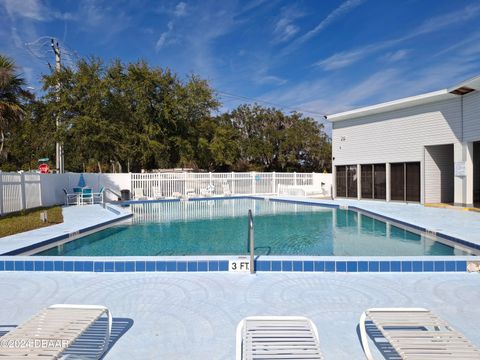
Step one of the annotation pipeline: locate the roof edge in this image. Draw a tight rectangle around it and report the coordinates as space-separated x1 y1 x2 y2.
326 74 480 123
327 89 452 122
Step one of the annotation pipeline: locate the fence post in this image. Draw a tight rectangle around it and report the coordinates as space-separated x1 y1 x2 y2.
272 171 276 194
231 172 235 195
20 172 26 210
252 172 256 194
294 172 297 186
0 171 3 215
184 172 187 195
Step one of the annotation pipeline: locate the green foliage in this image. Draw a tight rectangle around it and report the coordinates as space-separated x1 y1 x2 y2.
0 54 32 160
0 55 331 172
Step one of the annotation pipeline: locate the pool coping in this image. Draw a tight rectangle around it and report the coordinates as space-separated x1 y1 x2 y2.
0 196 478 273
0 204 133 256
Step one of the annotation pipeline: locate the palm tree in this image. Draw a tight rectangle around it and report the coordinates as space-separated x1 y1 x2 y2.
0 55 32 156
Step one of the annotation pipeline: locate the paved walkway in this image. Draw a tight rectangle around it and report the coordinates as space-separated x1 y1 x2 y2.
0 272 478 359
0 205 131 255
273 196 480 247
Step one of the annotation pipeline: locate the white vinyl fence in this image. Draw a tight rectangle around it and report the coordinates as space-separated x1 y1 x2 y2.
0 171 332 216
131 172 331 198
0 172 42 215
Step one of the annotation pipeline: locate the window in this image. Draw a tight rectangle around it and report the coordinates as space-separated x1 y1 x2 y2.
361 165 373 199
406 162 420 202
346 165 357 198
390 163 405 201
336 166 346 197
390 162 420 202
336 165 357 198
373 164 386 199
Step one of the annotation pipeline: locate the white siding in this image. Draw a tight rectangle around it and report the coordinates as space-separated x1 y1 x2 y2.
424 145 454 203
332 98 462 165
463 91 480 142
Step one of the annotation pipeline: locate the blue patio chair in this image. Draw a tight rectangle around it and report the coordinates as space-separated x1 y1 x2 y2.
73 187 83 205
82 187 94 205
93 187 105 204
63 188 79 206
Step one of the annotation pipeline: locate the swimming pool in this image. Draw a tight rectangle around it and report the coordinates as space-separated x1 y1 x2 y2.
35 199 474 256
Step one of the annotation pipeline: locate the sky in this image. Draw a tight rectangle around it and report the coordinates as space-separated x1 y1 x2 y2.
2 0 480 134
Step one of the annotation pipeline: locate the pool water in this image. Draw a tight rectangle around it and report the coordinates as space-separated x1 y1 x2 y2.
36 199 471 256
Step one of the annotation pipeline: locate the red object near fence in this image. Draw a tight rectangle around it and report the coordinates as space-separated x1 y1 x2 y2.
39 163 50 174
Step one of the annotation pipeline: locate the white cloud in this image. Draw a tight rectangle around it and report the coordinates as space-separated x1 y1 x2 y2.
2 0 46 21
261 32 480 128
1 0 72 22
298 0 364 44
274 20 299 42
156 21 174 51
314 3 480 71
412 3 480 37
315 46 378 70
256 74 287 86
279 0 364 56
273 7 304 43
174 2 187 17
382 49 410 62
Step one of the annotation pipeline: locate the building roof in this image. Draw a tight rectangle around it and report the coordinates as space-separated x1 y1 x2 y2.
326 74 480 122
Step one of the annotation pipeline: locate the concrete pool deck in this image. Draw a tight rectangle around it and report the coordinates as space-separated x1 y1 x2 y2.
0 204 131 255
271 196 480 248
0 271 479 359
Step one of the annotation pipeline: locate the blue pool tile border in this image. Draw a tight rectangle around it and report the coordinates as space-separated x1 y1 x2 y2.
0 258 472 273
0 195 477 274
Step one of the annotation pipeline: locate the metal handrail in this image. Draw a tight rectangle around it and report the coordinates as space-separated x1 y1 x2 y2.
247 209 255 274
105 188 121 200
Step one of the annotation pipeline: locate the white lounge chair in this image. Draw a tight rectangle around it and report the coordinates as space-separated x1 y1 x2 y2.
0 304 112 359
222 182 232 196
359 307 480 359
236 316 323 360
200 184 215 197
152 186 164 199
133 187 148 200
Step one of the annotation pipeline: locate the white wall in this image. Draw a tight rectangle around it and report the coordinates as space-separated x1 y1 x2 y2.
463 91 480 142
313 173 332 197
424 145 454 203
40 174 69 206
332 98 462 165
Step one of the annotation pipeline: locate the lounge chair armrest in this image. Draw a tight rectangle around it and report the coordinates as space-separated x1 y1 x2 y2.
235 319 245 360
359 311 374 360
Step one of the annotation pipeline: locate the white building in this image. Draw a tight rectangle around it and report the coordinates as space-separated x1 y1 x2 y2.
326 75 480 207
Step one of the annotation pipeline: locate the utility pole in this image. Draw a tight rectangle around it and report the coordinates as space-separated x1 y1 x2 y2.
51 39 64 173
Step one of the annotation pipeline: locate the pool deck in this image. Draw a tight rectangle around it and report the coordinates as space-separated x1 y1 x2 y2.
0 271 479 359
0 204 131 255
270 196 480 247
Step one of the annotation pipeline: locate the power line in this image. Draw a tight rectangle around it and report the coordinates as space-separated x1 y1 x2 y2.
215 89 327 117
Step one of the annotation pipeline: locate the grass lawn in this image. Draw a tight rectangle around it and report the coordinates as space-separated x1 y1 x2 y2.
0 207 63 238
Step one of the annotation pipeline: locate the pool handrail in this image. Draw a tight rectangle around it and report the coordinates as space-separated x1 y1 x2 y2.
248 209 255 274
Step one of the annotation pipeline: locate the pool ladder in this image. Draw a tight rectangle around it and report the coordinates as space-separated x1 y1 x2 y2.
248 209 255 274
